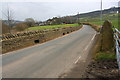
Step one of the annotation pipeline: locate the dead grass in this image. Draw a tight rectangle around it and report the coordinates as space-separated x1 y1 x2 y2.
82 22 100 32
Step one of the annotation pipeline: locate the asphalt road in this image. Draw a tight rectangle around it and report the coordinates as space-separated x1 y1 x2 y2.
2 25 96 78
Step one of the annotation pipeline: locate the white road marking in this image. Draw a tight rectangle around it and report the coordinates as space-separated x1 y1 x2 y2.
91 32 96 41
74 56 81 64
84 45 89 51
84 33 96 51
74 32 96 64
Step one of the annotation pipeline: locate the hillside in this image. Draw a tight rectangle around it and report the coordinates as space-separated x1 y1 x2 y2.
72 7 119 30
43 7 119 28
73 7 119 18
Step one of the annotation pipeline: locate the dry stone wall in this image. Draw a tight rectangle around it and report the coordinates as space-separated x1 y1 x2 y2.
1 26 81 53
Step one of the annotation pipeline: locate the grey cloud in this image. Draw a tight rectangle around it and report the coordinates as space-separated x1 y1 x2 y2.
1 1 118 21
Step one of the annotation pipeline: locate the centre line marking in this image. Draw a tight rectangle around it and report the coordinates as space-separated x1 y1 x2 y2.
91 33 96 41
84 45 89 51
74 32 96 64
75 56 81 64
84 33 96 51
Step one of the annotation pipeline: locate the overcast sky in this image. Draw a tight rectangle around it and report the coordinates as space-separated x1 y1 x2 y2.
0 0 119 21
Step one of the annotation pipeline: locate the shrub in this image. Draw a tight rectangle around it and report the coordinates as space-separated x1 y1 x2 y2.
15 23 29 31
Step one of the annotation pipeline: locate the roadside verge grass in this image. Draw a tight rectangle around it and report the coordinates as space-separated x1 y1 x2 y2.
90 19 119 30
80 13 119 30
95 52 116 60
27 24 79 30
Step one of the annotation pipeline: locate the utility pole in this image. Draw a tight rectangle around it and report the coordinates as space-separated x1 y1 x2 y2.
100 0 103 26
100 0 103 51
77 12 79 23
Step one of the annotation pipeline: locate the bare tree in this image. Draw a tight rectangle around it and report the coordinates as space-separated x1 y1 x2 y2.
3 6 14 33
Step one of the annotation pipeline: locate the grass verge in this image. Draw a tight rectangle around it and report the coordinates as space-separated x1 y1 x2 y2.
27 23 79 30
90 19 119 30
80 13 120 30
95 52 116 60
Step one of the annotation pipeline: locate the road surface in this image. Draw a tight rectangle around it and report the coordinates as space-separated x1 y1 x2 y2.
2 25 96 78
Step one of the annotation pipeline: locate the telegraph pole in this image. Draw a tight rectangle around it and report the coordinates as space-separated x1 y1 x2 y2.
100 0 103 51
77 12 79 23
100 0 103 26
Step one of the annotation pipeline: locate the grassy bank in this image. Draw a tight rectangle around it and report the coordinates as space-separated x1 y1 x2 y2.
80 13 119 30
95 52 116 60
27 23 79 30
89 19 119 30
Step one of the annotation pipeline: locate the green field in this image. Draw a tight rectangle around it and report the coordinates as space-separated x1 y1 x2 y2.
27 24 79 30
80 13 120 30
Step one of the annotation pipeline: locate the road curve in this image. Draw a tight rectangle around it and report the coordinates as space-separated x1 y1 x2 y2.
2 25 96 78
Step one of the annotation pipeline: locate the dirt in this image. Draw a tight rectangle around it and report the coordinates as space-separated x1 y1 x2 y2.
84 59 120 79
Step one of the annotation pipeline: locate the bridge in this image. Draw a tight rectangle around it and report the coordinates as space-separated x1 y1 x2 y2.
1 20 120 78
2 25 97 78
